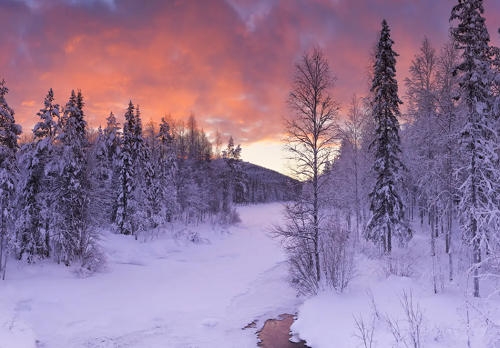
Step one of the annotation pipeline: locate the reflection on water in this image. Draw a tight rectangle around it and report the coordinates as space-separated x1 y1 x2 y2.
257 314 309 348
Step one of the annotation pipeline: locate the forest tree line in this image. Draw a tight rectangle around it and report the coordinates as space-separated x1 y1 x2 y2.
0 86 298 279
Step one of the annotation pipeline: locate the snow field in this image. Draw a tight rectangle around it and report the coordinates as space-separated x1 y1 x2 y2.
0 203 300 348
291 221 500 348
4 203 497 348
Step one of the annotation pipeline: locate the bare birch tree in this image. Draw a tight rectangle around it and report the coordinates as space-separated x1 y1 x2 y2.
338 94 368 239
272 46 339 294
436 38 461 282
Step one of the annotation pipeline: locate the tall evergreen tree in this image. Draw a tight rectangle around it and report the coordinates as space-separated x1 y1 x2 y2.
450 0 499 297
75 89 86 139
222 136 246 205
103 111 121 165
116 101 136 235
0 80 22 279
33 88 60 140
103 112 122 223
17 88 60 262
133 105 147 164
157 117 177 222
130 105 148 237
54 90 90 265
366 20 410 254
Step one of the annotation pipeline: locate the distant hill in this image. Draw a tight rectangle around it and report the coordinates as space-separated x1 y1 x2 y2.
238 161 302 203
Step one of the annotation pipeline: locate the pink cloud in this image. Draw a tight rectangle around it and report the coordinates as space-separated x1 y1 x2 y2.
0 0 499 145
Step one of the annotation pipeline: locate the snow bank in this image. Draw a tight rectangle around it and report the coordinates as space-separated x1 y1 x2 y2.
291 252 500 348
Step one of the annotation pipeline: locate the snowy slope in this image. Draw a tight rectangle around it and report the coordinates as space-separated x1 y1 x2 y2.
0 203 300 348
291 232 500 348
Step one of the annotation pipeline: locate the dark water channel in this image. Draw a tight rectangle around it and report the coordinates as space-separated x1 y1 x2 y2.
255 314 309 348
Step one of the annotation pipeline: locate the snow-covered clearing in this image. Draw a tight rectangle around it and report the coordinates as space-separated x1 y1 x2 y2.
291 223 500 348
0 203 300 348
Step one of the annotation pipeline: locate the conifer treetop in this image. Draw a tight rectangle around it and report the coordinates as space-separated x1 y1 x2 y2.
450 0 490 57
60 89 87 145
450 0 493 102
371 19 403 116
34 88 60 141
124 101 135 139
366 20 409 253
157 117 172 146
135 104 142 138
104 112 120 137
0 80 22 151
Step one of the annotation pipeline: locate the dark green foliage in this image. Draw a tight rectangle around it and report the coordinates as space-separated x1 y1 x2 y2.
366 20 410 254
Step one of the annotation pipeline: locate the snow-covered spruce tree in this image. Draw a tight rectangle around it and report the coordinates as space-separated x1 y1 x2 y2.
103 112 122 223
116 101 136 235
0 80 21 279
133 105 148 165
17 88 60 263
366 20 410 254
130 105 148 238
53 90 92 266
156 117 177 222
104 112 122 165
493 37 500 123
450 0 499 298
221 136 245 210
214 135 245 227
271 47 340 295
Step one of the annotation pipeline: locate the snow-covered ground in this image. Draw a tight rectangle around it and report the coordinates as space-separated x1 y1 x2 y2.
3 203 498 348
0 203 301 348
291 226 500 348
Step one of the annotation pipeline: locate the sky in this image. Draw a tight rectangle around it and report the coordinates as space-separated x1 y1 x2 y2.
1 0 500 174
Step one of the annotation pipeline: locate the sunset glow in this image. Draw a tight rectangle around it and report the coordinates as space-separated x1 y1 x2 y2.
2 0 500 173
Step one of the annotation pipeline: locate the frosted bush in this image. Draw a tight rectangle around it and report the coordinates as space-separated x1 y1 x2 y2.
322 223 357 292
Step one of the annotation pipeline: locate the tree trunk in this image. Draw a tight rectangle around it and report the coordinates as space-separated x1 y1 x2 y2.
447 209 453 282
387 225 392 254
472 218 480 298
446 140 453 282
471 154 480 298
313 173 320 283
431 204 437 294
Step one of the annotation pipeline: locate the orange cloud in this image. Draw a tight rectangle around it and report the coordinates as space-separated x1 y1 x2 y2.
0 0 499 148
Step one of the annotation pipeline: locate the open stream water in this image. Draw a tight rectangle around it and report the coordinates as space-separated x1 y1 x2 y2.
257 314 309 348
